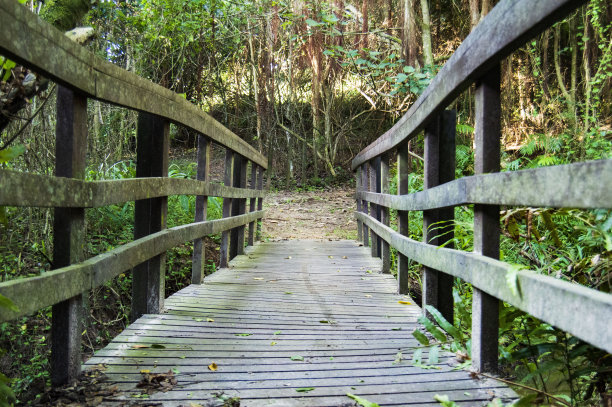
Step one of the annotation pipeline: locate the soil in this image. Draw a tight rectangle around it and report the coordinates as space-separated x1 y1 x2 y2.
261 187 357 240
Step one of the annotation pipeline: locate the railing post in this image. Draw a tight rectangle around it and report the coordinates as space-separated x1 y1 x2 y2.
438 109 456 322
356 167 363 242
361 163 369 247
131 112 169 321
248 163 258 247
369 159 379 257
256 166 264 241
192 135 211 284
472 66 501 374
380 153 390 273
397 142 409 294
422 111 453 322
230 155 247 259
237 156 248 255
220 150 234 268
51 86 87 386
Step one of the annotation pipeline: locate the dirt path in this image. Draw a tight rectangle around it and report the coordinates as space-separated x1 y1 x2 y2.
261 187 357 240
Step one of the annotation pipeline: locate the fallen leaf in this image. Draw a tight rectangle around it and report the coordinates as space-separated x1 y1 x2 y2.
132 345 150 349
285 256 292 259
391 327 402 331
140 369 151 374
398 300 412 305
208 363 218 371
290 355 304 361
151 344 165 349
270 341 277 346
296 387 315 392
193 318 204 322
347 393 380 407
274 331 282 335
366 270 373 274
206 318 215 322
365 294 372 298
235 333 253 337
328 256 334 259
284 291 293 294
342 256 348 259
253 277 264 280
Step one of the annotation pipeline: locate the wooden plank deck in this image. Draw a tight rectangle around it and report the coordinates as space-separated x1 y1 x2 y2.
85 240 516 406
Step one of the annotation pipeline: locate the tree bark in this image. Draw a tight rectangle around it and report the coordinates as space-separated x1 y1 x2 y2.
403 0 420 68
420 0 433 66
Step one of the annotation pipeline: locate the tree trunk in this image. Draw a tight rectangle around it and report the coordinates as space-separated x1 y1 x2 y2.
403 0 420 68
420 0 433 66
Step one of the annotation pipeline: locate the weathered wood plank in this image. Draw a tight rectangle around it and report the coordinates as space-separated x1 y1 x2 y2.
355 158 612 211
0 0 267 169
220 150 235 268
356 212 612 354
351 0 587 169
0 211 263 321
0 170 266 208
82 241 514 406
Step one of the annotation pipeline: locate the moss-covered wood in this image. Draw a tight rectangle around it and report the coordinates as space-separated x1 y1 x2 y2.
356 159 612 211
355 211 612 355
0 169 267 207
0 210 264 322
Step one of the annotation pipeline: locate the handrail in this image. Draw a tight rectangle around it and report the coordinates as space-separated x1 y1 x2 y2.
356 160 612 211
0 1 268 386
0 211 264 322
0 0 267 169
357 212 612 355
352 0 611 374
351 0 586 170
0 170 266 208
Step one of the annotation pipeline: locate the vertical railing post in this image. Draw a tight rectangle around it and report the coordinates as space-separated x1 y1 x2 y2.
397 142 409 294
472 66 501 373
422 112 453 322
369 159 379 257
192 135 211 284
230 155 246 259
356 167 363 243
422 115 440 316
248 163 258 247
380 153 390 273
256 166 264 241
438 110 456 321
220 150 234 268
361 163 369 247
235 156 248 255
131 112 169 321
51 86 87 386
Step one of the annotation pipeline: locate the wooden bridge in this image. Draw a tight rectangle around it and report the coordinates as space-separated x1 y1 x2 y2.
1 0 611 405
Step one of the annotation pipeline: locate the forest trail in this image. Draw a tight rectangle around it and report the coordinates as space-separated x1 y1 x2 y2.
261 188 356 240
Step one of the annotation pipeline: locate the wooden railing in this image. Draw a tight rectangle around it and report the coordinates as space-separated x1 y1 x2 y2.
352 0 611 373
0 0 267 386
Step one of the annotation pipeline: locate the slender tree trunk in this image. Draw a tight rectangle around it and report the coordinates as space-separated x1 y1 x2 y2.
541 30 551 99
403 0 420 68
420 0 433 66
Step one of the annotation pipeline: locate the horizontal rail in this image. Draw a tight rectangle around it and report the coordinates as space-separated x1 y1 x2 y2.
0 170 266 208
351 0 585 169
0 210 264 321
357 160 612 210
356 212 612 354
0 0 267 169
